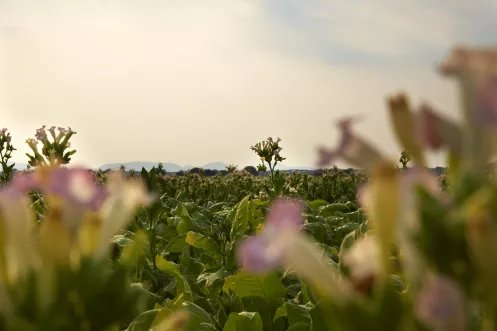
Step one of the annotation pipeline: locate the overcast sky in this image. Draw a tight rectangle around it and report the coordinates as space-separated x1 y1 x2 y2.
0 0 496 168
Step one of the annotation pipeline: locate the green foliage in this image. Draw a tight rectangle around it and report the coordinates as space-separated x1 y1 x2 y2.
0 128 16 184
122 167 372 331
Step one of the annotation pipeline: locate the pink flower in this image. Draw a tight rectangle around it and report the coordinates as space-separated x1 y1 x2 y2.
357 166 446 283
341 235 381 289
438 46 497 79
11 167 107 211
35 125 48 141
414 104 462 155
316 117 383 170
415 275 467 331
438 46 497 131
237 198 304 273
236 198 352 299
44 167 107 211
475 76 497 126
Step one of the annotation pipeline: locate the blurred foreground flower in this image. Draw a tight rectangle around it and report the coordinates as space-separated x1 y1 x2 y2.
341 235 380 292
0 165 154 329
415 274 467 331
316 117 384 171
237 197 353 300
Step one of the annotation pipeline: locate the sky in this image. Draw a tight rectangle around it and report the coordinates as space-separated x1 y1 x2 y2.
0 0 496 169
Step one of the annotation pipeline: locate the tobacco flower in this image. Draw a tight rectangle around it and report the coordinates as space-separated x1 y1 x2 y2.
237 198 352 299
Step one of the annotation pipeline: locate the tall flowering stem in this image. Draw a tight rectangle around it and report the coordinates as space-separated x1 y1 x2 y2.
250 137 287 196
0 128 16 185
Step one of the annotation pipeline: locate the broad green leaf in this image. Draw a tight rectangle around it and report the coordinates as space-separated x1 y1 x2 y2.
199 323 219 331
318 203 349 217
273 304 287 322
248 199 265 229
223 312 263 331
287 303 312 331
165 234 188 253
345 201 357 210
230 195 251 243
127 309 159 331
155 256 193 307
209 202 227 213
177 204 194 230
197 269 228 287
223 271 286 304
185 231 221 257
176 219 189 235
308 200 329 210
121 230 148 266
182 302 216 331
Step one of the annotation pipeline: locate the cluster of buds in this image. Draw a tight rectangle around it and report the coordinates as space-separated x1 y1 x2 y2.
0 165 154 329
250 137 285 169
225 164 238 173
237 46 497 331
0 128 16 184
26 126 77 168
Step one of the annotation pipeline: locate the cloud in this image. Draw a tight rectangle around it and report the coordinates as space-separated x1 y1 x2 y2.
261 0 497 67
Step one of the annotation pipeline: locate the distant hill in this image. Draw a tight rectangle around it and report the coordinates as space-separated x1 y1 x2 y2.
13 162 28 170
98 162 185 172
95 161 317 172
97 162 230 172
201 162 227 171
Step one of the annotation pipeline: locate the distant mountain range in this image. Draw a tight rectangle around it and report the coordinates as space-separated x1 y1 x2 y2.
11 161 316 172
97 162 316 172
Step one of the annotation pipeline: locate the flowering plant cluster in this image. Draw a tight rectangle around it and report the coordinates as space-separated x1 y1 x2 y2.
26 126 77 168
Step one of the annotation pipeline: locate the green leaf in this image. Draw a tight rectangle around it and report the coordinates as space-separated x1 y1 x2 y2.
308 200 329 210
182 302 216 331
199 323 219 331
127 309 159 331
223 271 286 304
248 199 265 230
286 303 312 331
177 204 194 230
273 304 287 322
165 234 188 253
318 203 349 217
230 195 251 243
223 312 264 331
155 256 193 307
185 231 222 257
197 269 228 288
